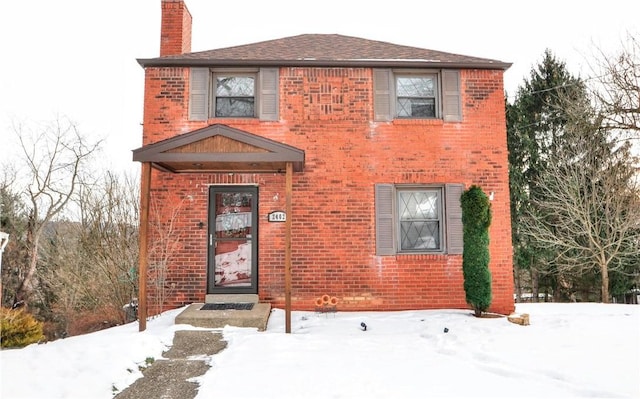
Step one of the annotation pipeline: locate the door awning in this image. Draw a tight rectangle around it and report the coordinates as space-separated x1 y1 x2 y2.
132 124 305 173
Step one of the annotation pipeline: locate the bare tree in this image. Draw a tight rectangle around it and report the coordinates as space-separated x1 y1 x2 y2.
11 117 101 307
589 32 640 138
39 220 89 333
523 94 640 302
148 196 187 315
38 170 140 333
75 171 140 323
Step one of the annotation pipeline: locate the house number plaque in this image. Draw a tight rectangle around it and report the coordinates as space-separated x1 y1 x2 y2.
268 211 286 222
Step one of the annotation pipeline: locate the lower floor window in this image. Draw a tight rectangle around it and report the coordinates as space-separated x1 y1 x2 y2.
398 188 442 251
375 183 463 255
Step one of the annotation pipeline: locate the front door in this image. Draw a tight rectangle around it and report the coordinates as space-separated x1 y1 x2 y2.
208 186 258 294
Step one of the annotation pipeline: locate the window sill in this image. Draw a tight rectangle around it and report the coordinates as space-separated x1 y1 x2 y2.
397 251 445 255
208 118 261 125
393 118 444 126
393 252 455 260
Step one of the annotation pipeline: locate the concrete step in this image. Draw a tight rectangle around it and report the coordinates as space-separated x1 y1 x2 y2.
175 302 271 331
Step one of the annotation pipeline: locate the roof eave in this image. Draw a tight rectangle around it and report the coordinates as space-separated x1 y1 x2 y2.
137 58 512 70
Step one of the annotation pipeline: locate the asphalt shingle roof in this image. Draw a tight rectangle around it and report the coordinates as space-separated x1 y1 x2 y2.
138 34 510 70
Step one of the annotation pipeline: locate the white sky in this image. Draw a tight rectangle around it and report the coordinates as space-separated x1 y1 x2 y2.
1 303 639 398
1 0 638 174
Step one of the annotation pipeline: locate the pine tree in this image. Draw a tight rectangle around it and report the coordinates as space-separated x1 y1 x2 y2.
506 49 587 301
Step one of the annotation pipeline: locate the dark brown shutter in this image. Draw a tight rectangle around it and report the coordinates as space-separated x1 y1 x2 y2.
442 70 461 122
373 69 393 121
445 183 464 254
375 184 395 255
259 68 279 121
189 68 209 121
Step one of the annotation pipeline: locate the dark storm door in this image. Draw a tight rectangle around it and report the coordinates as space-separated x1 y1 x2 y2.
207 186 258 294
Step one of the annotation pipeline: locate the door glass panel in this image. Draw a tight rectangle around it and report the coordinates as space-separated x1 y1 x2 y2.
214 192 253 287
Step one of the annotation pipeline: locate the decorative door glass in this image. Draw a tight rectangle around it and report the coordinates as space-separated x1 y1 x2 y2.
209 187 258 293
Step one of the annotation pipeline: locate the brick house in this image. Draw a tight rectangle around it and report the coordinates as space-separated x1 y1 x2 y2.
133 0 515 328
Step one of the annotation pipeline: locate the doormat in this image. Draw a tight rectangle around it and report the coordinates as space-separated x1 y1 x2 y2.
200 303 254 311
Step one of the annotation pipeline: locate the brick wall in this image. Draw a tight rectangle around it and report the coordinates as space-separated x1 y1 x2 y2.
142 67 515 316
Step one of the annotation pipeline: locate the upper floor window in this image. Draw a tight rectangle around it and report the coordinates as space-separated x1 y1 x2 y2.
214 74 256 117
189 68 279 121
373 69 461 122
395 75 437 118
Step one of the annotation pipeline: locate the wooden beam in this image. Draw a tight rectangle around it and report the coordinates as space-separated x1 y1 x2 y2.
285 162 292 333
138 162 151 332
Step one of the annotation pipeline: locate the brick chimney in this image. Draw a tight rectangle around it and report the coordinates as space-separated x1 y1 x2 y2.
160 0 192 56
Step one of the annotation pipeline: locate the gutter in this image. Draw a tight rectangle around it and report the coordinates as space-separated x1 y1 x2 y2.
136 57 512 71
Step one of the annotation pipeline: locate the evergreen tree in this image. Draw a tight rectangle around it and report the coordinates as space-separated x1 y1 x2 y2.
506 49 587 301
0 181 30 308
461 185 492 316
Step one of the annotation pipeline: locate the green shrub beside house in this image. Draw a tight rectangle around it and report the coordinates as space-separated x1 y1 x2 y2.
461 185 492 316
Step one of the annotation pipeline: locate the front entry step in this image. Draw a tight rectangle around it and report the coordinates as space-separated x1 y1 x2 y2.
175 296 270 331
205 294 259 304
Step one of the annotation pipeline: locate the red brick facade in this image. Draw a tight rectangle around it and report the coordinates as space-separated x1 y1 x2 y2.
139 1 515 316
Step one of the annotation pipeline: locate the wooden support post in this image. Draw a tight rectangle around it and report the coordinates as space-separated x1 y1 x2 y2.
138 162 151 332
285 162 292 333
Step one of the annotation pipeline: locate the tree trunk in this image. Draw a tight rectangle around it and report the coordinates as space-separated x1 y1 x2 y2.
514 267 522 303
13 217 39 307
531 267 540 303
552 275 562 302
600 256 610 303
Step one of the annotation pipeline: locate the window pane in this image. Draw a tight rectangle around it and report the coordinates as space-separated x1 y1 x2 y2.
400 221 440 250
397 98 435 118
396 77 434 97
399 191 439 219
216 77 255 96
215 98 255 117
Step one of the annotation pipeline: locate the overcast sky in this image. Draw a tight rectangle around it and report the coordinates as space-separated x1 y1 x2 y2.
1 0 638 174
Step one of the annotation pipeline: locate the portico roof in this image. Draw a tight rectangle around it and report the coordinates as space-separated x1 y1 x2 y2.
132 124 305 173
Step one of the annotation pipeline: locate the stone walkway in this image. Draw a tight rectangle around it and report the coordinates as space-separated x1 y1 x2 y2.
114 330 226 399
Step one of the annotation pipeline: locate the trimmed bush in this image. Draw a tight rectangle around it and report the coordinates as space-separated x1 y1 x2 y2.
1 307 45 348
461 185 492 316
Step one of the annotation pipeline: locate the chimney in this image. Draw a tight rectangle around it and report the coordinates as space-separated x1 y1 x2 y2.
160 0 192 56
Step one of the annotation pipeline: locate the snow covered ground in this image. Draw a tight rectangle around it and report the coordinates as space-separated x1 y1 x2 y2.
1 303 638 399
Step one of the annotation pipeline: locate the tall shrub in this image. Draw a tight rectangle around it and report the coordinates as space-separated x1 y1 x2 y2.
461 185 492 316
